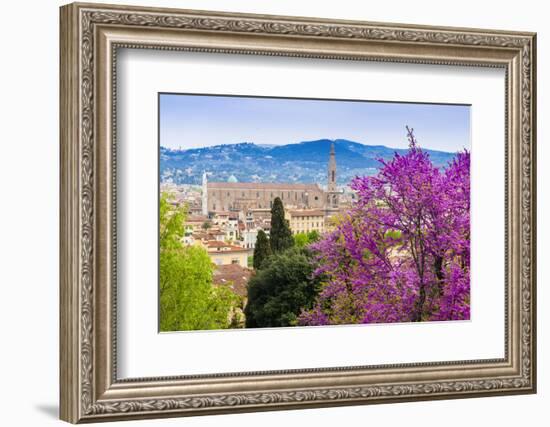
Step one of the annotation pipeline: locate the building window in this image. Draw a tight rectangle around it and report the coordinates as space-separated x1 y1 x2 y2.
314 196 318 201
231 259 239 264
332 171 335 182
227 192 230 196
242 192 245 197
257 192 260 198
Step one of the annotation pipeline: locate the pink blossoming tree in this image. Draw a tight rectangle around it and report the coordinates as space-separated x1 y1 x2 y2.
299 127 470 325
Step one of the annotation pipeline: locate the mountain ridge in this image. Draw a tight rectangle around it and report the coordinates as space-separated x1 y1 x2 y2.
160 139 457 186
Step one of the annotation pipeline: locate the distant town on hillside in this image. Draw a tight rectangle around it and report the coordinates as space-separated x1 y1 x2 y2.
160 138 456 186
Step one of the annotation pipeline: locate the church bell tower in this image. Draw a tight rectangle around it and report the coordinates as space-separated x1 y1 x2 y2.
327 142 339 209
327 142 337 192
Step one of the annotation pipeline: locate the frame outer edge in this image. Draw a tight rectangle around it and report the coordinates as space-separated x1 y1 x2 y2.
529 33 537 393
59 2 537 422
60 3 81 424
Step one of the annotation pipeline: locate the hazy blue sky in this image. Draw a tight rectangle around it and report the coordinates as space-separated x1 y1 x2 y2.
159 93 470 153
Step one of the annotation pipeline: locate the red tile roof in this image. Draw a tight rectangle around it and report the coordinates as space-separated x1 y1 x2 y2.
205 241 248 252
186 215 208 222
212 264 253 297
289 210 325 217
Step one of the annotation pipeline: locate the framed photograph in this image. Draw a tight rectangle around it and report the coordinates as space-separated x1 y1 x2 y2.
60 2 537 423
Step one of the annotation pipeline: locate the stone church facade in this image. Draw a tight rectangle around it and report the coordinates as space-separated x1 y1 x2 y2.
202 143 340 216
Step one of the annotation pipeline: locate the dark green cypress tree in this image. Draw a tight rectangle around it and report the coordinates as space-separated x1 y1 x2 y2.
269 197 293 253
253 229 271 270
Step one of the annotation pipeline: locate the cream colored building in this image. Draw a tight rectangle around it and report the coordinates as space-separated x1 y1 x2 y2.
286 209 325 235
204 241 249 268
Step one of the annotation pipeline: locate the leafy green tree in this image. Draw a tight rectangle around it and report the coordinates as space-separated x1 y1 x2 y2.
307 230 321 243
293 230 321 248
159 192 236 331
293 232 309 248
160 192 186 250
269 197 293 253
160 246 237 331
253 229 271 270
244 247 322 328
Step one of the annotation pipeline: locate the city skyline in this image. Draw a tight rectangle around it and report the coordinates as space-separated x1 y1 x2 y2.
160 93 471 153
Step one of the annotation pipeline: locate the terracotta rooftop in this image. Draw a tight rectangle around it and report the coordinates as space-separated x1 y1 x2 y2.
289 210 325 217
186 215 208 222
205 241 248 252
191 231 224 240
205 241 229 248
212 264 253 297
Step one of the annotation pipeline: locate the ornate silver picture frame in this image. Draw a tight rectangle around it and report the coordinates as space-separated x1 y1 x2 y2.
60 2 536 423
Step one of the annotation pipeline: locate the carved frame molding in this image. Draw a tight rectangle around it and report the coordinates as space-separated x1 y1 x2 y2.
60 2 536 423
